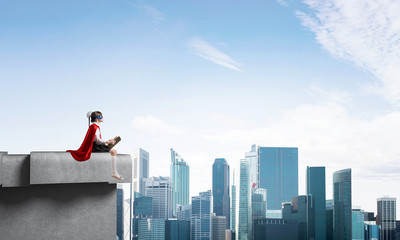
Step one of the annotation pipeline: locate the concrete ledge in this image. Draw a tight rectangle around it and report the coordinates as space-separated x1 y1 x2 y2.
0 152 8 186
2 154 30 187
30 152 132 185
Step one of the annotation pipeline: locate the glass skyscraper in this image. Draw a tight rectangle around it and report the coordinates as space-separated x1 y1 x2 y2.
165 219 190 240
252 188 267 220
333 168 352 240
377 196 396 240
258 147 298 210
239 159 251 240
145 176 173 219
117 188 124 240
170 149 190 217
352 209 364 240
133 148 149 195
282 195 315 240
191 190 212 240
306 166 326 240
246 144 258 187
231 169 237 235
212 158 230 230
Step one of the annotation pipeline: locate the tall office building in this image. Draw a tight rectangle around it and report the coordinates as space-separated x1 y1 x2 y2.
133 148 149 194
253 218 298 240
165 219 190 240
117 188 124 240
326 200 333 240
238 159 251 240
377 196 397 240
170 149 190 216
137 218 165 240
176 204 191 221
352 209 364 240
245 144 258 186
258 147 298 210
282 195 315 240
213 158 230 229
252 188 267 220
333 168 352 240
231 169 237 236
212 214 227 240
191 190 212 240
145 176 173 219
306 166 326 240
132 192 153 240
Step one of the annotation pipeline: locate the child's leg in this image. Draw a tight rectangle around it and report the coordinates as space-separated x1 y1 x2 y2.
110 149 122 179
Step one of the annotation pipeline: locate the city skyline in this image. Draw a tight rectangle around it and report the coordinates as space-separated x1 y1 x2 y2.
2 0 400 218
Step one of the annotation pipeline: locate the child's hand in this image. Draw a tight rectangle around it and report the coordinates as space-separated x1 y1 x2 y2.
107 139 116 145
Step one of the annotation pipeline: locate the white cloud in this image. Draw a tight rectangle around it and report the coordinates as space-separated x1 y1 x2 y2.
188 37 244 72
140 4 164 24
202 88 400 210
297 0 400 102
132 115 185 135
277 0 289 7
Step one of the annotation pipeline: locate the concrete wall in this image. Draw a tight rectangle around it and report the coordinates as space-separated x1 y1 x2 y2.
0 152 132 240
0 183 116 240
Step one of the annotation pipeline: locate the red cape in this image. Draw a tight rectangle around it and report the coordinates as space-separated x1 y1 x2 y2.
67 124 99 161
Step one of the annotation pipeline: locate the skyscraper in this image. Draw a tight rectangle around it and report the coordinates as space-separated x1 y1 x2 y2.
377 196 397 240
133 148 149 195
117 188 124 240
211 214 227 240
170 149 190 216
137 218 165 240
145 176 173 219
213 158 230 229
258 147 298 210
333 168 352 240
282 195 315 240
352 209 364 240
245 144 258 187
231 168 237 236
251 188 267 220
165 219 190 240
239 159 251 240
191 190 212 240
306 166 326 240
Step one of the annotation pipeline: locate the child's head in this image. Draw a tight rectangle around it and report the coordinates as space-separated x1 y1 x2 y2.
90 111 103 123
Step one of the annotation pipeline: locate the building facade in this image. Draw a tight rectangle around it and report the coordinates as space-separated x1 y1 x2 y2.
137 218 165 240
253 218 298 240
231 169 237 235
117 188 124 240
377 196 396 240
212 214 227 240
333 168 352 240
252 188 267 221
245 144 258 187
306 166 326 240
145 176 173 219
170 149 190 217
352 209 365 240
165 219 190 240
191 190 212 240
282 195 315 240
133 148 149 195
213 158 230 230
176 204 191 221
258 147 298 210
239 159 251 240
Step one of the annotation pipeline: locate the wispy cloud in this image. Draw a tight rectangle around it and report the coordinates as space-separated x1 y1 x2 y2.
140 4 164 24
132 115 185 135
297 0 400 103
277 0 289 7
188 37 244 72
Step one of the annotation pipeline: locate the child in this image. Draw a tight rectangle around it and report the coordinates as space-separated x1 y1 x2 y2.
67 111 123 180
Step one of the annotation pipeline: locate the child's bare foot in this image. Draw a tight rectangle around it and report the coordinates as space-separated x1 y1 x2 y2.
112 174 124 180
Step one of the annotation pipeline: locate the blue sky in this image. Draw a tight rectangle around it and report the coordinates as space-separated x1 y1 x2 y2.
2 0 400 215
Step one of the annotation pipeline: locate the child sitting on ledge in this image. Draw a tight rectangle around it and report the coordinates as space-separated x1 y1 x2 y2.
67 111 123 180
